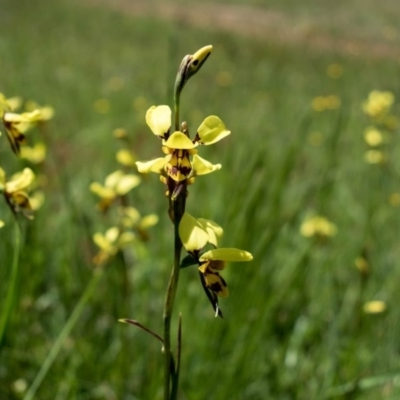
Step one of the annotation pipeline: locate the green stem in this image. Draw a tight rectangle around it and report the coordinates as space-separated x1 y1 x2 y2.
0 222 20 347
23 266 105 400
163 193 186 400
162 58 189 399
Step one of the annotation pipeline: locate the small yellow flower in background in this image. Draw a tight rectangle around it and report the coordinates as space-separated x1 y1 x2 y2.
119 206 158 241
0 220 4 228
116 149 136 167
90 170 140 211
363 300 386 314
362 90 394 119
364 127 383 147
2 110 42 155
326 63 343 79
389 192 400 207
179 212 252 315
107 76 125 92
20 142 47 164
93 226 135 265
308 131 324 147
364 149 385 164
355 256 369 275
215 71 233 87
113 128 128 140
311 95 341 111
93 98 110 114
12 378 28 395
25 101 55 121
300 215 337 238
0 167 36 219
29 191 45 211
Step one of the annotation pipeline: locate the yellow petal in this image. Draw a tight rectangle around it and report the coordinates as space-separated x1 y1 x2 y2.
200 248 253 262
197 116 231 145
3 110 42 123
116 149 135 166
145 105 171 138
119 206 141 227
93 232 117 254
90 182 115 199
118 232 136 247
140 214 159 229
0 167 5 189
363 300 386 314
165 149 192 182
104 170 125 189
5 168 35 193
203 270 228 298
198 218 223 247
179 212 209 252
30 191 45 210
115 174 140 195
164 131 195 150
105 227 120 243
136 157 167 174
20 142 47 164
191 154 221 176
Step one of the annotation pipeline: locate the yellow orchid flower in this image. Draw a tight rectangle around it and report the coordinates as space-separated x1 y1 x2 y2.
90 170 141 211
2 110 42 155
362 90 394 119
179 212 252 315
20 142 47 164
118 206 159 241
300 215 337 238
136 105 228 189
0 167 36 219
93 227 136 265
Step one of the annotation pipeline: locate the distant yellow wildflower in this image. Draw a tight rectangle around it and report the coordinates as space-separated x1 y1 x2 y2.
364 127 383 147
363 300 386 314
326 64 343 79
364 149 385 164
300 215 337 238
362 90 394 119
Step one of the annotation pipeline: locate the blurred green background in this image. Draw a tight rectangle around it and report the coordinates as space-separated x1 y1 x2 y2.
1 0 400 398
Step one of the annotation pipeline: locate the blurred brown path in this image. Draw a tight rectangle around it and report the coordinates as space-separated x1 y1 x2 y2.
85 0 400 60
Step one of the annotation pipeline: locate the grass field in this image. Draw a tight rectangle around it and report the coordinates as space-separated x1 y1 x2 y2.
1 0 400 399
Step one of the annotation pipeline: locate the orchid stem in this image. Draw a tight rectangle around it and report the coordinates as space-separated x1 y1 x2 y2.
163 72 186 399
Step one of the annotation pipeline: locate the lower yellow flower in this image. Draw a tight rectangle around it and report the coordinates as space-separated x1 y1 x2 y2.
93 227 135 265
179 212 253 315
0 167 36 219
